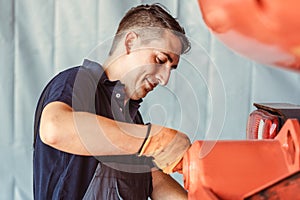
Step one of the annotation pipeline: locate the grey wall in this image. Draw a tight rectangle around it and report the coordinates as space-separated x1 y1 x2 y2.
1 0 299 199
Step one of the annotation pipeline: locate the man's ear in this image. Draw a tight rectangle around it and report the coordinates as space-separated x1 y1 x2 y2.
125 31 138 54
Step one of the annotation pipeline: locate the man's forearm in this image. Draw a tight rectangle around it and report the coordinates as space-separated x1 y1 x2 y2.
40 101 147 155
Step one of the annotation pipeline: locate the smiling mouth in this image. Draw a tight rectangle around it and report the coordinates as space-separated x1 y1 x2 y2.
145 79 155 92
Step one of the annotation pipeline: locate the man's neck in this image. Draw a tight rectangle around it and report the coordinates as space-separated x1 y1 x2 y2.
103 55 132 105
103 54 126 82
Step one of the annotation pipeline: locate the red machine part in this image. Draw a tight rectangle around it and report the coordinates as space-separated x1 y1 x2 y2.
197 0 300 71
183 119 300 199
246 109 280 139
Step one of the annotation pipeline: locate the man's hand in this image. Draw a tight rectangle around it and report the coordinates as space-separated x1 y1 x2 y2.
139 126 191 174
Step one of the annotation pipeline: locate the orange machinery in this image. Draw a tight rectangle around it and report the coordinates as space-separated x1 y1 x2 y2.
197 0 300 72
183 119 300 199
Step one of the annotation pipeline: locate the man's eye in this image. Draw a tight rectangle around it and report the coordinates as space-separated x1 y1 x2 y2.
156 57 165 64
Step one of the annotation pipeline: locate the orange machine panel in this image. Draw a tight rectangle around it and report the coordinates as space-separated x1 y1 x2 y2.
183 119 300 199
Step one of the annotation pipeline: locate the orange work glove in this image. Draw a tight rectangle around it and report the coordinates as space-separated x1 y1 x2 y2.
138 125 191 174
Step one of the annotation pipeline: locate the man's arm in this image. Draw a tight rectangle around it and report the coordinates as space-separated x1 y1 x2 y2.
40 101 147 155
151 170 187 200
39 101 189 158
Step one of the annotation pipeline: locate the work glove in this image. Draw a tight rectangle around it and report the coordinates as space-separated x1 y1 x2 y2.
138 125 191 174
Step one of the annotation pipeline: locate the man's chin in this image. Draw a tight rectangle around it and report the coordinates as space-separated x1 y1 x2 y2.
130 91 149 100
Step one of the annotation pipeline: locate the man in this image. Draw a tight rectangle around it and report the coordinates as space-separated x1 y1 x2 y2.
33 4 191 199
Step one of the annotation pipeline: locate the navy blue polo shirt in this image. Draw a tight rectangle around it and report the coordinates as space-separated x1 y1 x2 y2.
33 59 153 199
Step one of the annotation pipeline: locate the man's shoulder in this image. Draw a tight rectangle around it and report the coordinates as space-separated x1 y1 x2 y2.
55 60 103 83
55 66 81 79
52 64 99 85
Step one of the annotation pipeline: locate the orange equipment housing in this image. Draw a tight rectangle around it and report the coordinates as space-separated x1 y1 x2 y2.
183 119 300 199
197 0 300 71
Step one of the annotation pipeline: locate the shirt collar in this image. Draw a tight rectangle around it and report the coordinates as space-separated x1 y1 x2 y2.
82 59 143 106
82 58 110 84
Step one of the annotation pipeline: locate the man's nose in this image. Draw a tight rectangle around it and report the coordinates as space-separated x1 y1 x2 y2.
156 65 171 86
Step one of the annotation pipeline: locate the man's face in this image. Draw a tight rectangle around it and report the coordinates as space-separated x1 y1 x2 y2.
121 31 182 100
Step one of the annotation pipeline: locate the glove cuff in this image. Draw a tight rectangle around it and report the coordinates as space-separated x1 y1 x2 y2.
137 123 152 155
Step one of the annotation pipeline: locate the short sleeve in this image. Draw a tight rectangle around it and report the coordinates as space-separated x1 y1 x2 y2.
43 67 99 113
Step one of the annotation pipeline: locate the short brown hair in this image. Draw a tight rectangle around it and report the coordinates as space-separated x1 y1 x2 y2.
109 4 190 55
